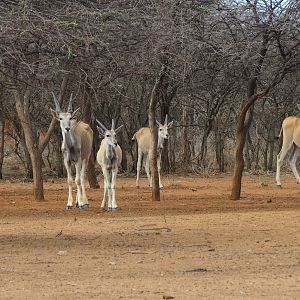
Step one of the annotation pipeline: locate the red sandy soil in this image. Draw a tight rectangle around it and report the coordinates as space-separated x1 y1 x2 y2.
0 174 300 299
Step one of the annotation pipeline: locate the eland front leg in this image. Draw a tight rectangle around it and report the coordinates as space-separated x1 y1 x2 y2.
102 168 112 211
111 168 118 211
157 153 163 189
64 158 74 209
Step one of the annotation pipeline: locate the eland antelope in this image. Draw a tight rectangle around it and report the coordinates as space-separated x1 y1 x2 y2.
50 93 93 209
276 116 300 187
132 115 173 188
96 119 123 211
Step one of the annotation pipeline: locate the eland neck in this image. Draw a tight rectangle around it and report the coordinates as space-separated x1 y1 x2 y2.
62 130 75 150
157 135 165 151
105 141 115 161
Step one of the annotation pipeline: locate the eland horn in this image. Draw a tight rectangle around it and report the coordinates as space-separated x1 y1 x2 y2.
51 92 61 112
67 93 73 113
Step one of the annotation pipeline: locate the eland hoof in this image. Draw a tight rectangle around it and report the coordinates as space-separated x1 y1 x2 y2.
108 207 119 212
136 185 140 189
276 184 282 189
79 204 89 209
75 203 79 208
66 205 73 210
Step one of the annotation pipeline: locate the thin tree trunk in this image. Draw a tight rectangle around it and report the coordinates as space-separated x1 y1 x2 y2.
149 64 168 201
268 126 275 171
230 79 284 199
22 134 33 179
0 118 5 179
231 31 271 200
9 75 69 200
14 88 44 200
82 86 99 188
199 121 213 168
245 133 253 170
52 131 64 177
263 138 269 171
182 108 190 166
231 115 249 200
160 100 170 173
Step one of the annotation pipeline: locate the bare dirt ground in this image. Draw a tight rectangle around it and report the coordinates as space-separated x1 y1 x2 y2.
0 174 300 299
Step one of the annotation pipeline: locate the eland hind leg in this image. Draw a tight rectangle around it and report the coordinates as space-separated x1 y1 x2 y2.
144 155 151 187
80 159 89 208
100 172 107 210
288 145 300 184
75 160 84 208
276 140 293 188
136 149 142 188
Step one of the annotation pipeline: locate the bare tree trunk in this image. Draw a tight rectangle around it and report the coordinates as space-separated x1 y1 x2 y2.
160 99 170 173
0 118 5 179
245 132 253 170
21 133 33 179
182 108 190 166
199 121 213 168
118 133 128 172
268 126 275 171
82 85 99 188
14 89 44 200
231 32 270 200
215 126 225 172
149 64 168 201
263 138 269 171
8 75 69 200
52 131 64 177
231 110 250 200
230 75 286 199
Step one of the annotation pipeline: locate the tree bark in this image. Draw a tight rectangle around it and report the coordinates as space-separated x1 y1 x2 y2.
82 86 99 188
149 63 168 201
230 71 287 199
267 126 275 171
11 76 69 200
52 130 64 177
182 108 190 167
14 88 45 200
199 120 213 168
160 97 170 173
231 31 270 200
0 118 5 179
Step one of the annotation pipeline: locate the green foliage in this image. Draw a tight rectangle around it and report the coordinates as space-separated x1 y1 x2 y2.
54 20 78 28
67 47 74 60
95 9 119 19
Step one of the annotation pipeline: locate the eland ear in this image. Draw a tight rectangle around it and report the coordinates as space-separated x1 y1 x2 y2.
50 108 59 120
167 120 173 128
71 107 80 118
96 126 105 136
